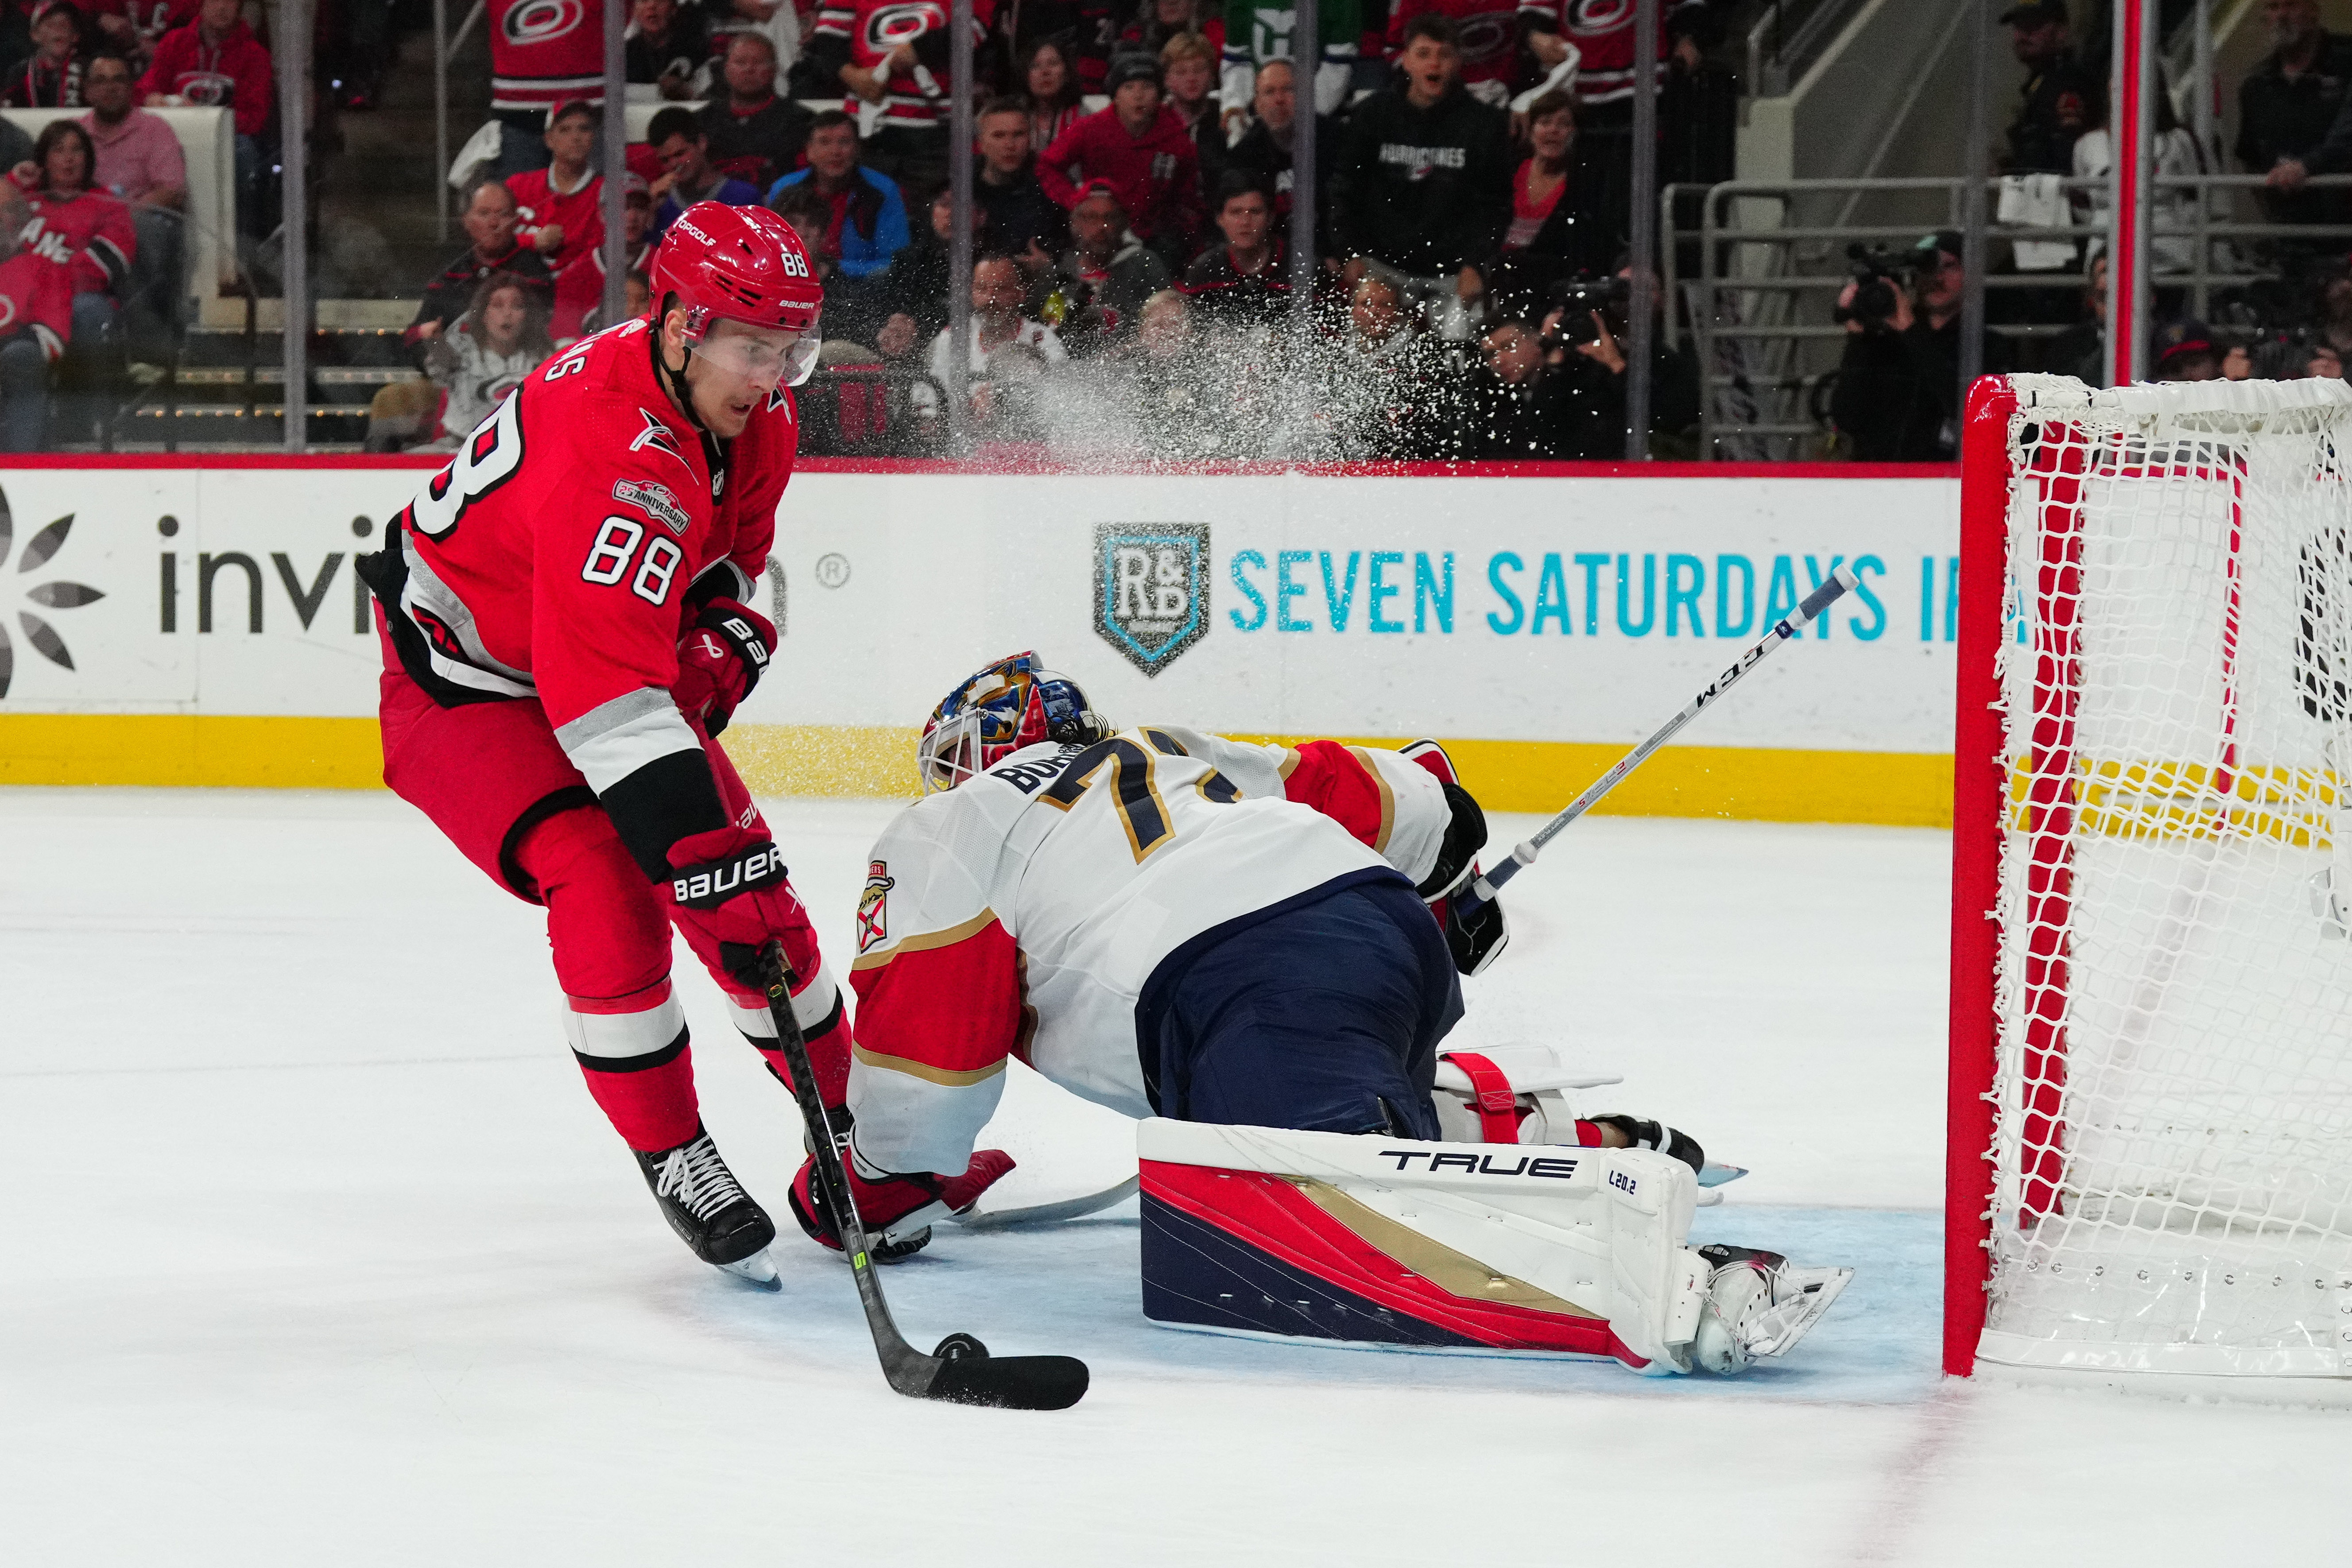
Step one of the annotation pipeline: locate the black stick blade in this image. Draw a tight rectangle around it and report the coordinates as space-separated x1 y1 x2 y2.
924 1354 1091 1411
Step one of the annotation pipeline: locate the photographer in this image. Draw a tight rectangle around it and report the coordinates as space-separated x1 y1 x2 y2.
1829 230 2009 463
1449 268 1698 459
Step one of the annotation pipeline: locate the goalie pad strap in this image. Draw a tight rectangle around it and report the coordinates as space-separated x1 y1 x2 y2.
1437 1050 1524 1144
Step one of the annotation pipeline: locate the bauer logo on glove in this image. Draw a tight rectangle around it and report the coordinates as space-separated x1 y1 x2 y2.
670 842 789 907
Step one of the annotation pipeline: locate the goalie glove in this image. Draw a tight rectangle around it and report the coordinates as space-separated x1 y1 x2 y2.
1400 740 1509 975
671 598 775 737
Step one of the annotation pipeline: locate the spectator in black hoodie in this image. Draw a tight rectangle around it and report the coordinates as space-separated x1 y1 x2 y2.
1333 13 1511 284
977 96 1068 276
870 185 964 363
1224 58 1337 245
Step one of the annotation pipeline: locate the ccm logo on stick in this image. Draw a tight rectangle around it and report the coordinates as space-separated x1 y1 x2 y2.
1377 1150 1579 1177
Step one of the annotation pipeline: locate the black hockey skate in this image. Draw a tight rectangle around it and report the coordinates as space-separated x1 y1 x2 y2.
635 1124 779 1288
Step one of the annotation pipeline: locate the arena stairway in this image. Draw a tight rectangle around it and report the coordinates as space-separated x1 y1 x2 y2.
101 304 423 453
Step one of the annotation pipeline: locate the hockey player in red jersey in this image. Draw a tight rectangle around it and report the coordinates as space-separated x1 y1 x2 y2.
357 203 1010 1285
824 652 1853 1375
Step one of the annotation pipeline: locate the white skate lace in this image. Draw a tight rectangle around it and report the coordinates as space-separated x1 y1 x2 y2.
655 1135 748 1221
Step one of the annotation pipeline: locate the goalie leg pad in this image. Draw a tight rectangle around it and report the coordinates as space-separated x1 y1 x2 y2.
1137 1118 1706 1370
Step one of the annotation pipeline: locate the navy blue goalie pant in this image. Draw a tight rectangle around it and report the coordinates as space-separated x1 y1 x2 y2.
1136 869 1462 1140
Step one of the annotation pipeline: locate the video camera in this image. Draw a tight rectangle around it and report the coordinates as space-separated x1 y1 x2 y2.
1542 275 1633 347
1831 244 1917 329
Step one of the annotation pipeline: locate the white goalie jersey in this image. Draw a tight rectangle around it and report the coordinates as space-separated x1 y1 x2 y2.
845 728 1453 1175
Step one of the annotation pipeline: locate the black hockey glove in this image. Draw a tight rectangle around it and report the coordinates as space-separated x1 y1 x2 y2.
1415 781 1491 901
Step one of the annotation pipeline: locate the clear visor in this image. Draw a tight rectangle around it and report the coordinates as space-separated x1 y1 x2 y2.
689 317 822 387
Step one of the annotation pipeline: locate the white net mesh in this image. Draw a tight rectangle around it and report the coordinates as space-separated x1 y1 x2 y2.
1982 375 2352 1378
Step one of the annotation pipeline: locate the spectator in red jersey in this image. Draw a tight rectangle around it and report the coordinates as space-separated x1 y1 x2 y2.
408 178 554 349
19 118 134 438
695 31 811 191
975 95 1065 272
138 0 269 231
804 0 985 194
645 105 763 242
5 1 85 108
1182 169 1287 326
1044 178 1171 352
486 0 604 181
1521 0 1708 121
624 0 712 100
507 101 603 272
766 110 910 278
550 171 655 341
23 120 134 319
0 181 71 449
1019 38 1086 151
1038 51 1204 267
1385 0 1520 106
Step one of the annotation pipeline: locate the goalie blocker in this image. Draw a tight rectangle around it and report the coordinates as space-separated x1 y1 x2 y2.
1139 1121 1850 1374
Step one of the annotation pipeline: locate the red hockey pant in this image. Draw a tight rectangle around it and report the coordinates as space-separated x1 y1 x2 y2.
377 621 850 1152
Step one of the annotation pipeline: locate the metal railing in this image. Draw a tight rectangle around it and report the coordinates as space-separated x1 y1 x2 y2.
1670 171 2352 459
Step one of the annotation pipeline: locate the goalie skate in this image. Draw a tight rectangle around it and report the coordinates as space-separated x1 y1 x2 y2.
1690 1244 1852 1375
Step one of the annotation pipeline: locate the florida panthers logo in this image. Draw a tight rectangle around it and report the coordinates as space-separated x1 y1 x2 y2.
856 861 895 952
1565 0 1635 38
861 1 944 58
503 0 586 45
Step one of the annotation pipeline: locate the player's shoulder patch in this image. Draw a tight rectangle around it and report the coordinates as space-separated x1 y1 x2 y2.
630 407 690 468
856 859 895 952
612 477 691 534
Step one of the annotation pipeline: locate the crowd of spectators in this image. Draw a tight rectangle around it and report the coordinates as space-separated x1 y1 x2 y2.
362 0 1733 455
1827 0 2352 462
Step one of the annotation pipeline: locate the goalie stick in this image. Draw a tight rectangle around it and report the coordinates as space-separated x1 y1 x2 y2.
953 1175 1141 1230
1454 566 1860 922
757 944 1090 1411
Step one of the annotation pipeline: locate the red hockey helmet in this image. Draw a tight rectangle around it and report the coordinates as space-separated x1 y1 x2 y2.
649 201 823 386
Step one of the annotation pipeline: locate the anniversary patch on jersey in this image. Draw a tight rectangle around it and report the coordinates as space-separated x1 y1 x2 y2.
857 859 896 950
613 478 690 534
1093 522 1209 676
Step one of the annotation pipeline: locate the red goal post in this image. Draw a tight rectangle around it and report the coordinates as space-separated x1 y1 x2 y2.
1947 373 2352 1398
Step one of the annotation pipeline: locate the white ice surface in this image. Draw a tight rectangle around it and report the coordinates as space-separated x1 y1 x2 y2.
4 788 2348 1564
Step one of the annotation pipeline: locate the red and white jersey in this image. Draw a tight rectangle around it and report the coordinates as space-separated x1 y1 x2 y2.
0 242 75 359
1516 0 1704 106
490 0 605 112
374 318 797 856
24 188 136 295
809 0 992 129
506 165 603 272
1387 0 1523 88
846 732 1449 1176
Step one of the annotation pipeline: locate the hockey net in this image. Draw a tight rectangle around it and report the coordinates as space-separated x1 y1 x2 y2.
1949 374 2352 1389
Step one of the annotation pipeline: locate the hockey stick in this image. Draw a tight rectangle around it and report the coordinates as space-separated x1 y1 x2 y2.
1455 566 1860 922
757 944 1090 1411
953 1174 1141 1230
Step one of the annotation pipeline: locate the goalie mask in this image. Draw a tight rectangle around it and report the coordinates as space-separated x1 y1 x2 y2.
918 652 1109 794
